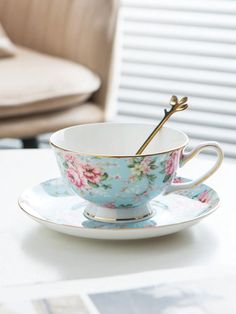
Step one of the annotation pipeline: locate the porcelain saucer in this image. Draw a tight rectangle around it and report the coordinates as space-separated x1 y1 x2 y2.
18 177 220 240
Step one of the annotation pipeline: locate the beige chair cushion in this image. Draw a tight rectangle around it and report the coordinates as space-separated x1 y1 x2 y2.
0 0 119 112
0 103 104 138
0 46 101 118
0 22 15 57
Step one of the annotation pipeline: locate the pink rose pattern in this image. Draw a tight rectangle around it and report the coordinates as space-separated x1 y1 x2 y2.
63 154 109 190
165 151 179 175
160 151 180 183
67 167 87 189
103 202 116 209
82 163 102 184
198 190 211 203
173 177 184 184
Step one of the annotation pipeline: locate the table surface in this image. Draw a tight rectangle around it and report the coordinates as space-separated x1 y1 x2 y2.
0 149 235 287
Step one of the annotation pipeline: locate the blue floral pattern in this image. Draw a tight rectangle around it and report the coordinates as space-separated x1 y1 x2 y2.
54 148 182 208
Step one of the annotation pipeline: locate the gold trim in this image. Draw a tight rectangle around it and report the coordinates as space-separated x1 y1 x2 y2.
83 210 154 223
50 141 187 158
49 124 189 158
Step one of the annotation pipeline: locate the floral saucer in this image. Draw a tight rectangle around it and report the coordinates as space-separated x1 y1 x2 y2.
18 177 220 240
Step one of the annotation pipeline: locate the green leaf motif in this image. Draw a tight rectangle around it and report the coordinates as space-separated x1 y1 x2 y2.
147 174 157 183
149 160 156 165
160 171 165 175
101 173 108 181
88 181 99 188
150 165 157 170
192 193 200 199
102 184 112 190
163 174 171 183
133 158 143 164
118 204 133 208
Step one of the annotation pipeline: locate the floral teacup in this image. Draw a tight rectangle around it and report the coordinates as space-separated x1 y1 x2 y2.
50 123 223 223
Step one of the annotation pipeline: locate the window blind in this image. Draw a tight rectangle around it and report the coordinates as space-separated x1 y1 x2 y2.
118 0 236 158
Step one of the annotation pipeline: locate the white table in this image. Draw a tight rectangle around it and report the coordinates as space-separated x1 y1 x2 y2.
0 149 235 287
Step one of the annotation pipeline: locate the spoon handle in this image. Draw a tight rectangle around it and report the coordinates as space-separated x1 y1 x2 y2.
135 95 188 155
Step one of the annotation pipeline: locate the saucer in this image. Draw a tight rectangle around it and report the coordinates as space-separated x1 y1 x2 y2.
18 177 220 240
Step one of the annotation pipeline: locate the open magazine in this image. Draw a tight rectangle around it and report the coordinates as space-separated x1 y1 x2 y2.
0 266 235 314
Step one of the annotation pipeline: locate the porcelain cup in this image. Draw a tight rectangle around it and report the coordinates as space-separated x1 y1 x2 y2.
50 123 223 223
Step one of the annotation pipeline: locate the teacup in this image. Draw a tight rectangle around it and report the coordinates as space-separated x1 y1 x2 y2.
50 123 223 223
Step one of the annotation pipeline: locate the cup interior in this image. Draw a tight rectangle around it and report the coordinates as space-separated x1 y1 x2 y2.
50 123 188 156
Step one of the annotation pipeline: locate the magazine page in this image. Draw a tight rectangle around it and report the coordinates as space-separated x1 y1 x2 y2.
0 266 235 314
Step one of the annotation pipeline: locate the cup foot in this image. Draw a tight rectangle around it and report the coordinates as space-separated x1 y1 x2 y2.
83 202 155 224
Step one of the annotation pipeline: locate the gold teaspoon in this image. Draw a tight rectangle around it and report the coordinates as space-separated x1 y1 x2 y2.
135 95 188 155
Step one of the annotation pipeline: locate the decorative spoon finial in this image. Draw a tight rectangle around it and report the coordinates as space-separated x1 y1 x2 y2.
136 95 188 155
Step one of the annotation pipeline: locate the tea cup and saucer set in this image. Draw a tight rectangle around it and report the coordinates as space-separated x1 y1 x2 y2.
18 120 223 240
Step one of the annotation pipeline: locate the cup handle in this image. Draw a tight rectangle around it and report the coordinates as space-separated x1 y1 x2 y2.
164 142 224 194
